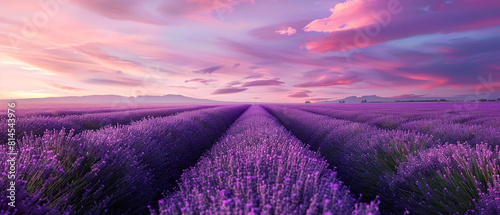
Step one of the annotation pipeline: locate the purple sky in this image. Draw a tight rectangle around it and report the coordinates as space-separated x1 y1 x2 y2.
1 0 499 102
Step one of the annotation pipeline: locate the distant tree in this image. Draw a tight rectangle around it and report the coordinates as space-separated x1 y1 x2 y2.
478 98 488 102
305 101 311 103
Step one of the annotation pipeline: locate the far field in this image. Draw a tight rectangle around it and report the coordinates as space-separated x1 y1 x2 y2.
1 102 499 214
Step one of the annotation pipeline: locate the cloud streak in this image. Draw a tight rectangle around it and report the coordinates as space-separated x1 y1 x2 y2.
288 90 311 98
212 87 248 94
193 65 224 74
295 76 362 88
48 83 87 92
185 78 218 85
85 77 143 86
242 78 284 87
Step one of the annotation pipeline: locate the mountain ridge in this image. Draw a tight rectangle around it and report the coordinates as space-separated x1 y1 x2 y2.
323 93 500 103
0 94 231 104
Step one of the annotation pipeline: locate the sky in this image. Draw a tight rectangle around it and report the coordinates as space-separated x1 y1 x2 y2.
0 0 499 103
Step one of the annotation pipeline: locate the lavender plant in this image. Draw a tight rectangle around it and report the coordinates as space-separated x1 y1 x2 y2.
476 176 500 214
384 143 499 214
1 130 154 214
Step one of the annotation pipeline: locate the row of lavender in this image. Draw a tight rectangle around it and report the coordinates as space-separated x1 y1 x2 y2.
291 103 500 146
156 106 379 214
0 105 216 144
297 103 500 128
306 103 500 128
263 105 500 214
0 103 180 118
1 105 249 214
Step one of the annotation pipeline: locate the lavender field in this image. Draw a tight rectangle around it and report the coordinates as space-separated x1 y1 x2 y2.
2 102 500 215
3 0 499 213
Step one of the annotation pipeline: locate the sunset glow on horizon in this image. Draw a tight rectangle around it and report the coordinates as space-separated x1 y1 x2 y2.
1 0 499 102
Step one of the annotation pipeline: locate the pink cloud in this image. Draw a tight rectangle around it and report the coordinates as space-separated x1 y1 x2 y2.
159 0 254 18
304 0 389 33
73 0 165 24
304 0 500 52
288 90 311 98
276 27 297 36
12 53 100 76
242 78 284 87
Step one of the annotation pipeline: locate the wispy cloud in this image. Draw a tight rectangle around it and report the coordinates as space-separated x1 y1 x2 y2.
244 73 265 79
212 87 248 95
226 81 242 87
85 77 143 86
242 78 284 87
295 76 361 87
288 90 311 98
48 83 87 92
185 78 217 85
193 65 224 74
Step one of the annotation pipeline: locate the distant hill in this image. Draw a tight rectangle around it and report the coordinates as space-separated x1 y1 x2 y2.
324 93 500 103
1 94 230 104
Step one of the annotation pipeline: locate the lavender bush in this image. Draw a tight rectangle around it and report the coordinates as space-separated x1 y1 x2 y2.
476 176 500 214
1 130 154 214
384 143 499 214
